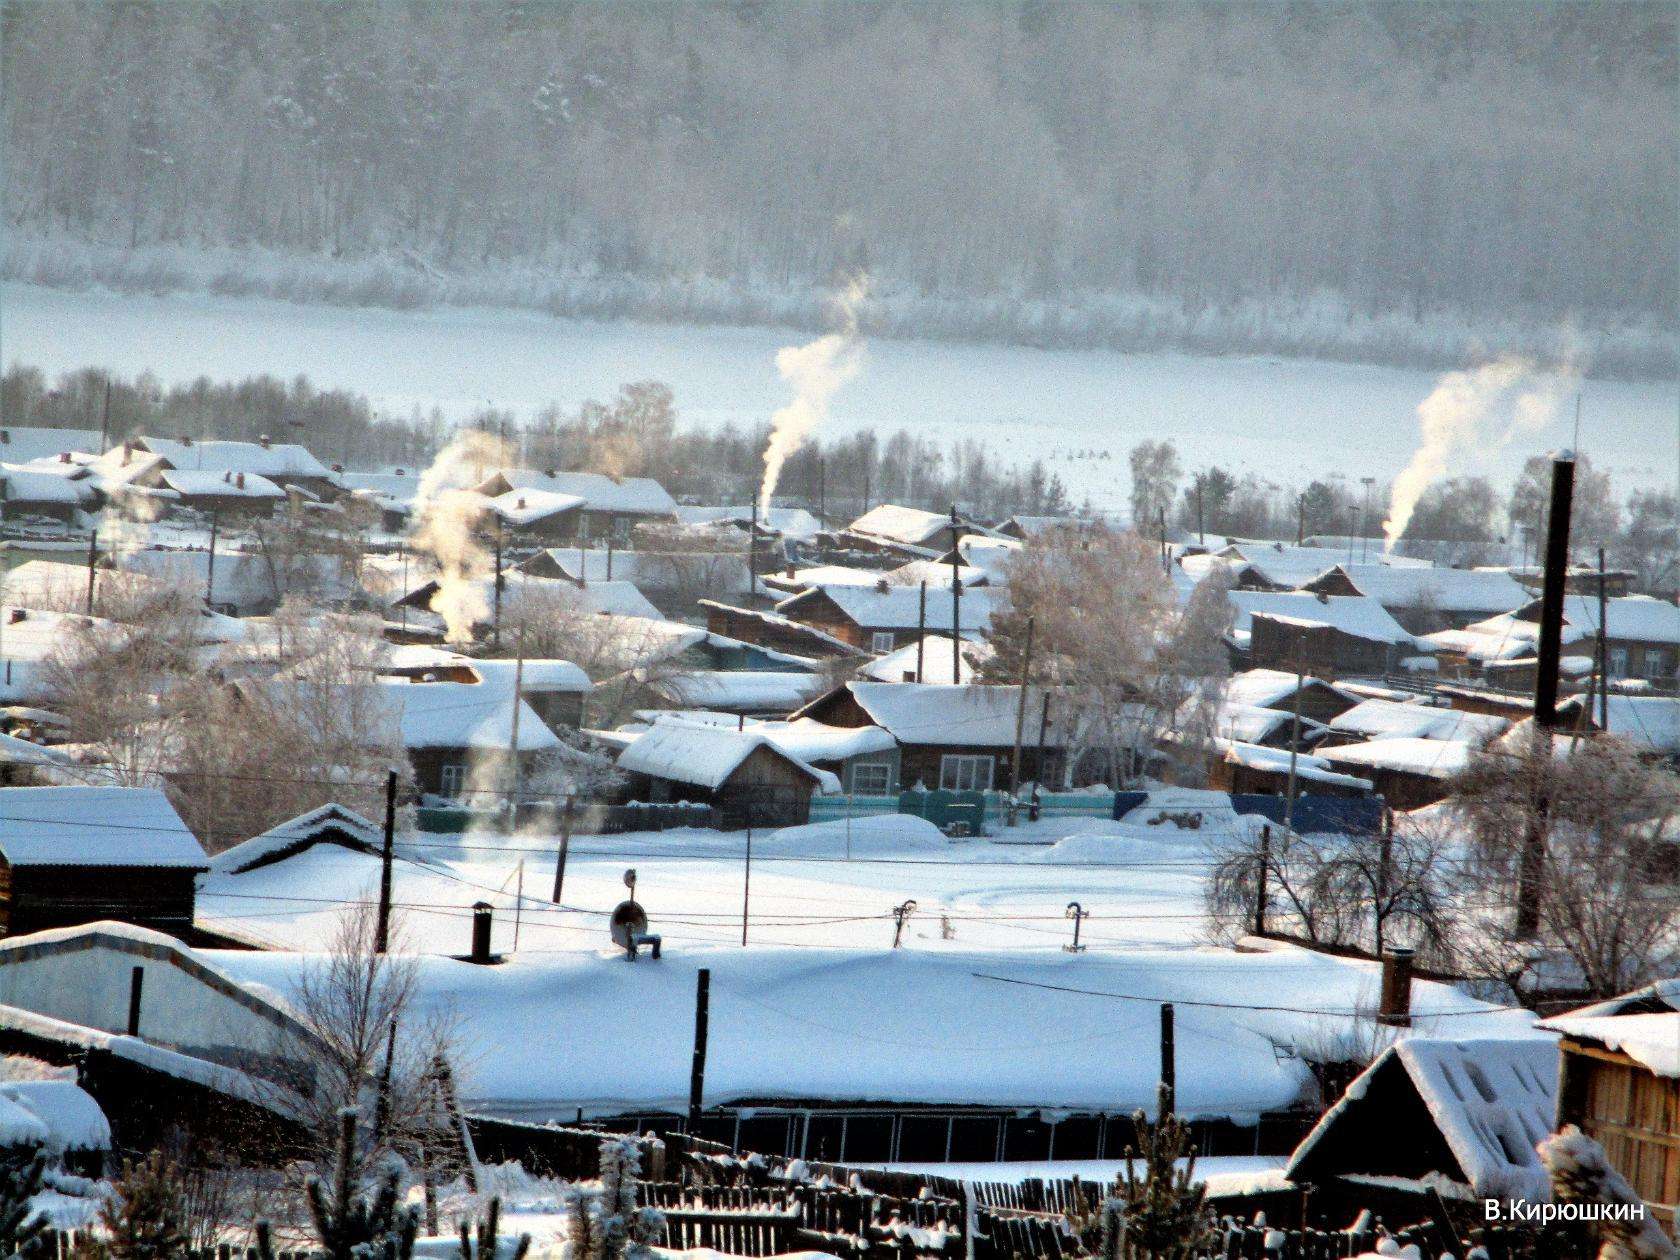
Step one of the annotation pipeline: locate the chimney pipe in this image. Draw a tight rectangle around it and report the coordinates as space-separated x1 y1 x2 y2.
470 902 494 963
1377 947 1414 1028
1533 454 1576 729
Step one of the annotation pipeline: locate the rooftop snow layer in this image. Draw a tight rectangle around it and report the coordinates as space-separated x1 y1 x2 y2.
858 635 991 684
158 468 285 499
1227 591 1417 645
1 1080 110 1153
1316 737 1471 779
0 786 208 868
846 504 965 547
0 428 102 465
1321 565 1529 614
784 584 999 635
615 721 830 790
137 436 335 480
478 469 677 516
207 943 1539 1122
1329 699 1509 743
835 681 1054 747
1222 668 1350 711
485 488 586 526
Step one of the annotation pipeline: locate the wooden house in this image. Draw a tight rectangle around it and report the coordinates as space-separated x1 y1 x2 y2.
1285 1036 1558 1221
129 434 344 502
0 463 95 524
471 469 677 543
0 787 207 940
1314 738 1470 809
1298 564 1530 635
207 803 383 876
157 468 285 518
839 505 989 558
1229 591 1421 678
1542 988 1680 1225
773 584 998 655
791 681 1062 793
1423 594 1680 688
613 721 832 829
699 600 862 661
1223 668 1361 726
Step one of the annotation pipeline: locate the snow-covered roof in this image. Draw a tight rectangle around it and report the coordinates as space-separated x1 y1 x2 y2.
0 786 208 868
0 429 102 466
994 515 1084 538
1447 594 1680 656
783 584 999 636
158 469 285 500
615 721 830 790
1316 737 1471 780
0 465 91 507
889 558 990 588
748 718 898 764
134 436 336 481
0 1080 109 1153
1600 694 1680 755
846 504 961 547
398 572 662 624
477 469 677 517
377 680 562 753
858 634 991 684
831 681 1055 747
1329 700 1509 744
339 469 424 508
1222 668 1352 712
1216 740 1372 791
674 505 823 540
1322 565 1529 615
1228 591 1417 646
642 670 828 713
955 535 1024 581
208 942 1538 1121
1287 1036 1558 1201
1213 702 1325 746
209 804 383 876
763 564 890 591
485 487 586 526
465 657 592 694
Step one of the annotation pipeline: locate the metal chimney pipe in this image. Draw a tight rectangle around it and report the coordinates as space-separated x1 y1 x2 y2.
470 901 494 963
1377 947 1414 1028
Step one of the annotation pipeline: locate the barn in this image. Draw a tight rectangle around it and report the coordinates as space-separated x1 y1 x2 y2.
614 720 834 829
0 787 208 940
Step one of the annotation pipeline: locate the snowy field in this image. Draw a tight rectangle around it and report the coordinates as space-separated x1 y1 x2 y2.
5 283 1675 515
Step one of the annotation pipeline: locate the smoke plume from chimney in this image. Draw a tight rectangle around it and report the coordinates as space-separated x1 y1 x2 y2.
408 429 513 644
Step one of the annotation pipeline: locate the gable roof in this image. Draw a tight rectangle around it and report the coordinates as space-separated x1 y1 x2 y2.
158 468 286 499
1312 564 1530 614
0 464 93 507
208 804 383 876
1316 737 1472 779
476 469 676 516
1286 1036 1557 1200
780 584 999 635
485 487 586 526
134 436 335 481
0 428 102 465
815 681 1057 747
1455 594 1680 653
0 786 207 869
858 634 992 684
1329 699 1509 744
1228 591 1417 646
615 720 830 790
1223 668 1356 712
846 504 965 547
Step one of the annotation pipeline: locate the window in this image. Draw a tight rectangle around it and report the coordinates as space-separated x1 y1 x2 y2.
871 631 897 654
939 754 993 792
1609 646 1630 679
439 763 466 799
850 759 893 796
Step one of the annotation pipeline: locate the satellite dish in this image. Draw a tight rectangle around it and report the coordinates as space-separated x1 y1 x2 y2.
610 899 648 952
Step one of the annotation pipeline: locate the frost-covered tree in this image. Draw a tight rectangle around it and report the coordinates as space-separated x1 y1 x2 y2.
564 1139 664 1260
0 1147 49 1260
1128 442 1182 537
101 1151 190 1260
1539 1125 1676 1260
1069 1084 1216 1260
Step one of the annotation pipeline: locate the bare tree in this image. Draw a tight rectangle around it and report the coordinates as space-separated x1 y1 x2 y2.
1451 727 1680 999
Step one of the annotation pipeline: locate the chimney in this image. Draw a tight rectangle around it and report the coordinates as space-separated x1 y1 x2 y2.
785 563 795 579
258 434 272 449
544 468 555 478
58 451 70 463
517 496 527 510
0 430 9 444
470 902 494 963
236 472 246 490
332 462 343 473
1533 454 1576 730
179 433 191 447
876 578 890 594
1377 947 1414 1028
122 442 132 466
8 610 25 624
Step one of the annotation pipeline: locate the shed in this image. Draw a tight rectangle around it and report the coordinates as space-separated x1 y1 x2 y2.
615 721 833 829
0 787 208 939
1286 1036 1558 1216
1314 738 1471 809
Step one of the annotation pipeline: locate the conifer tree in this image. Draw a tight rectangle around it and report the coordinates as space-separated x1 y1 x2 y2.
101 1151 188 1260
1096 1084 1216 1260
304 1108 419 1260
0 1147 50 1260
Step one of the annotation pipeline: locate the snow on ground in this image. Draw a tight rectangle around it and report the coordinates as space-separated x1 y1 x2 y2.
196 810 1251 955
868 1155 1288 1191
5 283 1674 513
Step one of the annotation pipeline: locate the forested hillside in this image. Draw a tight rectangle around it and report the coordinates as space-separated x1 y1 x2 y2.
4 1 1675 370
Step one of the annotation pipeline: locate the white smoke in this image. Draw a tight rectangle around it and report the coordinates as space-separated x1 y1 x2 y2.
408 429 513 644
759 278 867 515
1382 357 1576 551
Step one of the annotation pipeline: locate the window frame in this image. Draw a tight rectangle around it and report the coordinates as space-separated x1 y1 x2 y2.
939 754 994 792
870 630 898 654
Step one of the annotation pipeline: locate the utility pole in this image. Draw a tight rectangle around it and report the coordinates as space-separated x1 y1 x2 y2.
1254 825 1271 937
84 529 98 616
915 581 927 682
1007 616 1035 818
1035 692 1052 807
552 797 574 903
492 523 504 649
1159 1004 1176 1117
205 508 219 610
1283 651 1305 832
1158 506 1168 574
688 968 710 1131
818 455 826 523
1296 494 1305 546
748 494 758 594
949 505 962 681
741 825 753 946
100 375 112 452
1360 477 1376 564
1516 454 1575 939
508 627 526 826
375 768 397 954
1596 546 1610 732
1195 476 1205 546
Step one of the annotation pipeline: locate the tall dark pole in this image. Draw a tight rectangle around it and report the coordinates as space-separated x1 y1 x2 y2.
1159 1003 1176 1118
740 826 752 946
1008 616 1035 812
1035 693 1052 798
818 455 826 523
1596 546 1610 732
1195 477 1205 546
375 768 397 953
1158 506 1168 573
85 530 98 616
949 505 962 682
100 375 112 452
688 968 711 1130
1516 454 1575 939
748 494 758 594
552 797 573 903
915 581 927 682
205 508 219 609
492 524 504 649
1296 494 1305 546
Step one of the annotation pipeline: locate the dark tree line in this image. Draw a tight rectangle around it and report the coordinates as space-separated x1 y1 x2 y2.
0 365 1073 523
3 2 1673 370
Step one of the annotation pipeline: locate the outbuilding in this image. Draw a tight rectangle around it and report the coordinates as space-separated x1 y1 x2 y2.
614 720 833 829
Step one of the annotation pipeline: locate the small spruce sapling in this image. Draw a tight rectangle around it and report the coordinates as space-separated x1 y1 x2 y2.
100 1151 189 1260
457 1196 530 1260
0 1147 50 1260
565 1139 663 1260
1105 1084 1216 1260
303 1108 419 1260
